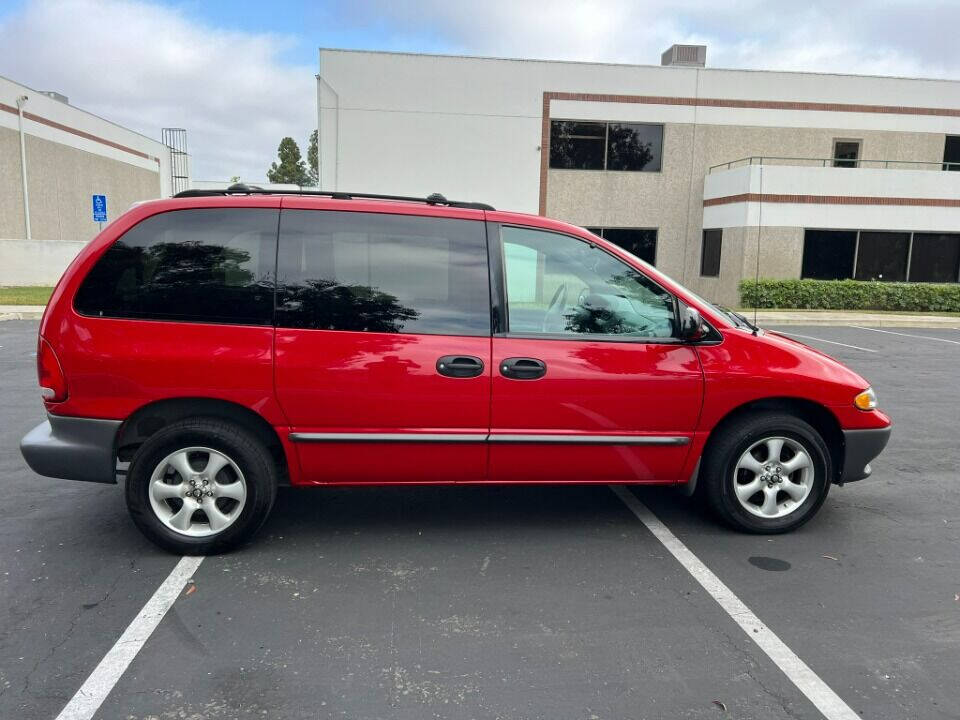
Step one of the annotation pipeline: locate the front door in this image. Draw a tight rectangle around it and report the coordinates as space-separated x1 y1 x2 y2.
273 205 492 483
489 224 703 483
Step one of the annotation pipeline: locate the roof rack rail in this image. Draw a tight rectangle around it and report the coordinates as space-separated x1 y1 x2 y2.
174 183 495 211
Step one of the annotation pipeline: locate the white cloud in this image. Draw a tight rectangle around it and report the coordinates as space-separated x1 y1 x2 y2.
0 0 316 181
366 0 960 79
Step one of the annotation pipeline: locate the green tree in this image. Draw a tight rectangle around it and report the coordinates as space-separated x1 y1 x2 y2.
306 129 319 186
267 137 309 185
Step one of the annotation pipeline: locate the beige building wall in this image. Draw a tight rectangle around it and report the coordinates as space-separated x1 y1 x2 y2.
546 121 947 306
1 126 161 243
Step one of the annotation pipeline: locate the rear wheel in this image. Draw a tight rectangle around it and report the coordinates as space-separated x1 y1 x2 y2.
126 418 277 554
701 412 831 533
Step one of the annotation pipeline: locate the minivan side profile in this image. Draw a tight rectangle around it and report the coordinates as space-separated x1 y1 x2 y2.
20 188 892 554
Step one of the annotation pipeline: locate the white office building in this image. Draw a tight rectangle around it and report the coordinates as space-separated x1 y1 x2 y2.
316 47 960 305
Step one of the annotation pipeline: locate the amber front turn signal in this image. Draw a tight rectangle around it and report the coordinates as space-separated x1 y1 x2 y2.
854 387 877 411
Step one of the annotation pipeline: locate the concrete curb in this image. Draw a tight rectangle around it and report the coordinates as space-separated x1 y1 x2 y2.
751 312 960 328
0 311 44 321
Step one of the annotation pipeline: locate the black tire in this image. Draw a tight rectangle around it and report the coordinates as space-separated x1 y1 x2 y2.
701 412 831 534
126 418 278 554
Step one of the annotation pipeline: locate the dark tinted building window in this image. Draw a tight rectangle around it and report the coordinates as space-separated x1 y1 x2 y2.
700 229 722 277
909 233 960 282
550 121 663 172
855 232 910 281
833 140 861 168
588 228 658 265
74 208 278 325
801 230 857 280
549 121 605 169
943 136 960 171
606 123 663 171
276 210 490 335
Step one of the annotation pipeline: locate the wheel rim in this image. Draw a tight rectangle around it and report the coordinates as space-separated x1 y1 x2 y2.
148 446 247 538
732 436 814 519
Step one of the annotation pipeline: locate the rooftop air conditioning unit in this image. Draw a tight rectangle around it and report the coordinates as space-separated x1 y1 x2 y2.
661 44 706 67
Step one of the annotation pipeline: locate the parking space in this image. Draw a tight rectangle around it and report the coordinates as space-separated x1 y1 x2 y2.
2 319 959 719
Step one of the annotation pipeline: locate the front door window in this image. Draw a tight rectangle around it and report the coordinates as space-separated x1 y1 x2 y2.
500 226 677 340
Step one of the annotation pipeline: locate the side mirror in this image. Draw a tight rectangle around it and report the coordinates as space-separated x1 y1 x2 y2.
679 305 706 342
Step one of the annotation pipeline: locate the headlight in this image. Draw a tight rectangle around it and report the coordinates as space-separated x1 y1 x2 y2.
854 387 877 410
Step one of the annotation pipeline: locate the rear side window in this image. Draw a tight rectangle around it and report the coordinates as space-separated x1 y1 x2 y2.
276 210 490 335
74 208 278 325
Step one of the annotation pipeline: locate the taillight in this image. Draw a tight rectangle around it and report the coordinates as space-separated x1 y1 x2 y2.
37 337 67 402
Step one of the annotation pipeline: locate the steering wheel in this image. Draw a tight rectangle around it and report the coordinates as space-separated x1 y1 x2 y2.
541 283 568 332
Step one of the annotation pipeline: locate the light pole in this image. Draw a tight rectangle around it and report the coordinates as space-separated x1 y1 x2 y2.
15 94 31 241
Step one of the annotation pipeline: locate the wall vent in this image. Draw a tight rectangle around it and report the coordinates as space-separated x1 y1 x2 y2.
661 44 706 67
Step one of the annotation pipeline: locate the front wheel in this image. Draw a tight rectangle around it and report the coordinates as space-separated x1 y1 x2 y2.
126 418 278 554
701 412 831 533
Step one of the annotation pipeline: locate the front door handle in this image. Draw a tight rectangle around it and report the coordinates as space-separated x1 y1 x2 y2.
500 357 547 380
436 355 485 378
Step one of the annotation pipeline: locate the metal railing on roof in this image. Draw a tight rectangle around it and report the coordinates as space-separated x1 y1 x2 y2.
708 156 960 173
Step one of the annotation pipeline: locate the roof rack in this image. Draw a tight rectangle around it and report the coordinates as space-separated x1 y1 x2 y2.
174 183 495 211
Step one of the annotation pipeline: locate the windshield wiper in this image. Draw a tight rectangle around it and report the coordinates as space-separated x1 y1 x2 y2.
717 306 760 334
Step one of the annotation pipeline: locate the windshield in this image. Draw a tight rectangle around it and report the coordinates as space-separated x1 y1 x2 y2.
606 241 759 331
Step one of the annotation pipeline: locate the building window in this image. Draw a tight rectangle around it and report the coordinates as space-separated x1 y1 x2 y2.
854 232 910 282
700 229 722 277
550 121 663 172
833 140 861 168
585 227 658 265
943 136 960 171
801 229 960 284
549 121 606 170
801 230 857 280
909 234 960 282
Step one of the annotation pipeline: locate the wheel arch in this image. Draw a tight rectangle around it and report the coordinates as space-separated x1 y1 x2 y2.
704 397 844 483
116 397 289 485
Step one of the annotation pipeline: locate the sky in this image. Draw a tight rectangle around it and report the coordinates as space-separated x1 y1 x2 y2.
1 0 958 181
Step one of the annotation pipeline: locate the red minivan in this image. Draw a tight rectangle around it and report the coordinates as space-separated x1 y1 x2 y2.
20 187 891 554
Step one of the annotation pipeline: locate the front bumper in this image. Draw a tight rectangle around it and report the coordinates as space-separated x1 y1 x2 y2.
20 414 121 484
839 426 892 483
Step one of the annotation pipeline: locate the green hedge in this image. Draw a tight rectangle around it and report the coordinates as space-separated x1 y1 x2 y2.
739 279 960 312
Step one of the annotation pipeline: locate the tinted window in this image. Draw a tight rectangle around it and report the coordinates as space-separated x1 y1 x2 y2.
597 228 658 265
943 136 960 171
74 208 278 324
801 230 856 280
276 210 490 335
606 123 663 171
550 121 663 172
909 233 960 282
549 121 605 169
855 232 909 282
700 229 722 277
501 226 677 339
833 140 860 168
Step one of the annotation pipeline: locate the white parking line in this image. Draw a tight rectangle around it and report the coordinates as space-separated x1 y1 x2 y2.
851 326 960 345
610 485 859 720
775 331 877 353
55 556 204 720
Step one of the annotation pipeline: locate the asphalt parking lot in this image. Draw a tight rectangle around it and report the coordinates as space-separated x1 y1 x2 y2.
1 319 959 720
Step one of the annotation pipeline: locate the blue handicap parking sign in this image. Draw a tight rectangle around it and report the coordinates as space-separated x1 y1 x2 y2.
92 194 107 223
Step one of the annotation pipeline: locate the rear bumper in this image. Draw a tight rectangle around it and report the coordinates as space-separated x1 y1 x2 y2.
839 426 892 483
20 414 121 484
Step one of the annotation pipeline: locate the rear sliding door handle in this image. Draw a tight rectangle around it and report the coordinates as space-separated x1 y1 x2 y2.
500 357 547 380
436 355 485 378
